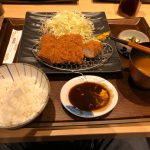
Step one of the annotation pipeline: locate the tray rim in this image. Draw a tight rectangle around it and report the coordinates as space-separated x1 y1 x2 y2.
0 17 150 129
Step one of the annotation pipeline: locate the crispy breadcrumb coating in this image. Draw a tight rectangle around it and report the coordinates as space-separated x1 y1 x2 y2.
83 40 103 58
38 34 103 64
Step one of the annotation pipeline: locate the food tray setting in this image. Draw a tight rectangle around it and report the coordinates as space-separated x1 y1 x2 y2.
0 17 150 129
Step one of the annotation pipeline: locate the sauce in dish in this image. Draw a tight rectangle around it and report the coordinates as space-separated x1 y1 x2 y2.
69 82 110 111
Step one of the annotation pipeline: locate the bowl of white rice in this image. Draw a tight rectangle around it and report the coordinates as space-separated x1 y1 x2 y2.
0 63 50 129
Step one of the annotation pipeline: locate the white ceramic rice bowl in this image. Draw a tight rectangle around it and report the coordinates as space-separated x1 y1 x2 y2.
0 63 50 129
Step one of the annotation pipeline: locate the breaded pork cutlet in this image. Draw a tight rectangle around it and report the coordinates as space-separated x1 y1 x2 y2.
83 40 103 58
38 34 103 64
38 34 84 64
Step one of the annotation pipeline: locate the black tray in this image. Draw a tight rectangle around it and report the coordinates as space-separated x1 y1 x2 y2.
17 12 122 74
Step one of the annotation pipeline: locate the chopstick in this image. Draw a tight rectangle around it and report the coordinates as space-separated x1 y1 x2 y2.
110 36 150 54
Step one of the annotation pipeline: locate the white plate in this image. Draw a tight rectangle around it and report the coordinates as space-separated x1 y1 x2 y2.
0 63 50 129
60 75 118 118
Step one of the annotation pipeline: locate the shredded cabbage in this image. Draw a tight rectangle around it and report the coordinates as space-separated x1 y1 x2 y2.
41 11 95 42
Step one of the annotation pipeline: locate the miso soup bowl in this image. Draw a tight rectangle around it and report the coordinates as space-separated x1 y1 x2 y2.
129 42 150 89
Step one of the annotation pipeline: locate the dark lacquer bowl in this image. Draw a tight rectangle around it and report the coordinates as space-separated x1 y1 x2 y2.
129 42 150 89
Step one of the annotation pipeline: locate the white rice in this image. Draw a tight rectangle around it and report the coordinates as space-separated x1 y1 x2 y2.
0 77 47 127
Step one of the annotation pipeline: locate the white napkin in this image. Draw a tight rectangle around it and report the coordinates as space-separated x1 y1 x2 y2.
3 29 22 64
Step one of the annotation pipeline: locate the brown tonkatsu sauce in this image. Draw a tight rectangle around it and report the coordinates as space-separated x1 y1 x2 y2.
69 82 110 111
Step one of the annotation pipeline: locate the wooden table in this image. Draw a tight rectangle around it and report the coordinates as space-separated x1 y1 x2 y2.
3 0 150 25
0 0 150 143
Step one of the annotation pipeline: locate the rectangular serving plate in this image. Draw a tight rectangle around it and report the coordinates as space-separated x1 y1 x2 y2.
16 11 122 74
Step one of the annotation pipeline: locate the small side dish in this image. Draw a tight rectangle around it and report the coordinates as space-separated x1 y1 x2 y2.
60 75 118 118
116 29 149 58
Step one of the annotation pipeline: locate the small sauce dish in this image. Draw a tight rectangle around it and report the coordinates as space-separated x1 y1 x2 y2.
60 75 118 118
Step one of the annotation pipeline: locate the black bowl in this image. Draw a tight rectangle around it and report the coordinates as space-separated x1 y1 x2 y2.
129 42 150 89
